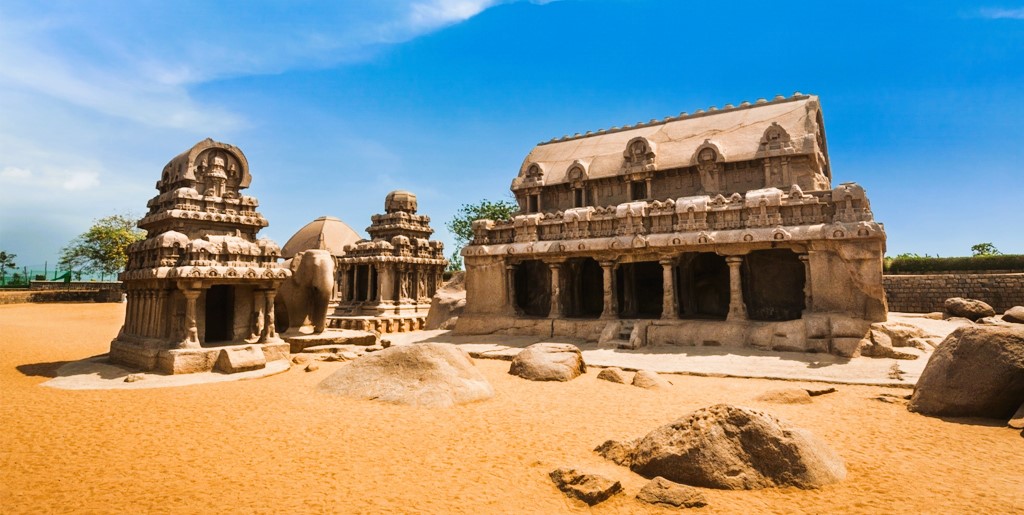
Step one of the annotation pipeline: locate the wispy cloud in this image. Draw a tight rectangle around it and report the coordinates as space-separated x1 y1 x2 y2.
978 7 1024 19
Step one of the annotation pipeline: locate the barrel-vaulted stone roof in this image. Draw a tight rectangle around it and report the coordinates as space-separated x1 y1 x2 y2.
513 94 828 190
281 216 362 258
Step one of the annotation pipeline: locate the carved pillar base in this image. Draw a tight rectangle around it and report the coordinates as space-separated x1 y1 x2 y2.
725 256 748 322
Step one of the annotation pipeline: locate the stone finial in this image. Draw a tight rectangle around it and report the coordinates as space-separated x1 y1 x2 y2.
384 190 418 214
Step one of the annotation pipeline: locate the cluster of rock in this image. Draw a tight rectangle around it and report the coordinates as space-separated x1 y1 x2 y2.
596 367 671 389
942 297 1024 326
550 403 845 507
844 320 942 360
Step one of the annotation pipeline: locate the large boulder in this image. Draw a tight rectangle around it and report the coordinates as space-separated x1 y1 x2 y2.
1003 306 1024 324
317 342 494 408
943 297 996 321
632 369 670 389
597 404 846 490
548 468 621 506
424 272 466 330
908 326 1024 419
509 343 586 381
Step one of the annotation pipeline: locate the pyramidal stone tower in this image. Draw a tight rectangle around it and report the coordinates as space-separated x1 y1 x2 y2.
110 139 292 374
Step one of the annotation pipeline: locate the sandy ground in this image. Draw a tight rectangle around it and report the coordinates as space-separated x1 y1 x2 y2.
2 303 1022 514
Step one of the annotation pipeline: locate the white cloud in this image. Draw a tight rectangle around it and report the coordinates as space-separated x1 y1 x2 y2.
979 7 1024 19
407 0 498 29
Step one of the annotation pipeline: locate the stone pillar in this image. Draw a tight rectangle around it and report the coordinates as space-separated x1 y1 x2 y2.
799 253 813 312
142 290 154 337
128 290 139 335
365 265 373 303
725 256 748 321
159 289 170 338
623 265 636 317
338 265 348 302
179 289 201 348
250 290 266 341
261 288 278 342
660 258 676 320
626 181 633 201
548 262 562 319
644 177 652 200
599 261 617 319
506 263 518 316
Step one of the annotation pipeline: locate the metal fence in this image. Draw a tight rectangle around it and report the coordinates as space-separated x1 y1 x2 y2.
0 264 114 287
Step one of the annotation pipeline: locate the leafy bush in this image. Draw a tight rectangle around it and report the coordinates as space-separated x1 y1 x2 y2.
885 254 1024 273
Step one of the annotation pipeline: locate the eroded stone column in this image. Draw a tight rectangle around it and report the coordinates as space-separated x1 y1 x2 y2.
505 263 518 315
799 253 813 312
599 261 617 319
548 262 562 319
337 265 348 302
179 289 201 348
660 258 677 320
261 289 278 342
725 256 748 321
156 289 168 338
251 290 266 341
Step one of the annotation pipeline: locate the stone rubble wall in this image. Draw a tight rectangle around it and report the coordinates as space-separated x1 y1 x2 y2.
30 280 123 292
883 273 1024 313
0 289 122 305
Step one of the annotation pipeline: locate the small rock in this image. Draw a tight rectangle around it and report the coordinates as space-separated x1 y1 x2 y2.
594 439 634 467
944 297 996 321
380 339 392 348
509 343 586 382
1009 402 1024 429
756 388 812 404
305 362 320 372
364 345 384 353
291 354 311 365
596 367 629 384
123 374 143 383
977 316 1009 326
923 312 945 320
636 477 708 508
548 468 622 506
340 351 359 360
806 387 837 397
1003 306 1024 324
632 369 670 389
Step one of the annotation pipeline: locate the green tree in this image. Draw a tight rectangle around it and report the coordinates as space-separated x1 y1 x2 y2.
59 214 146 278
971 242 1000 257
445 198 519 272
0 250 16 285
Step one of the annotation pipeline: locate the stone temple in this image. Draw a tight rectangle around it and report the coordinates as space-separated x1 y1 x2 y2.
330 190 448 333
110 139 291 374
458 94 888 355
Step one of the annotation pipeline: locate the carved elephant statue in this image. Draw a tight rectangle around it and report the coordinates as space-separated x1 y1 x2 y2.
275 249 335 334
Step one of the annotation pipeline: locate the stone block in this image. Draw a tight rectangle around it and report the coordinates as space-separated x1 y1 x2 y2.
215 345 267 374
831 337 865 358
261 342 290 362
158 348 220 374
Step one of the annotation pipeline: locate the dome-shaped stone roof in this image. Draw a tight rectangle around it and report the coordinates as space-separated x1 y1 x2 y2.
384 190 417 214
281 216 362 258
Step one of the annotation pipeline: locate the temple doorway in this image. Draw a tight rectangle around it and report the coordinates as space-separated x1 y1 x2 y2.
616 261 662 319
677 252 729 319
515 260 551 317
205 285 234 343
742 249 805 321
562 258 603 318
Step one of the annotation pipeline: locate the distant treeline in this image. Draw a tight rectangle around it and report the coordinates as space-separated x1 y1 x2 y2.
884 254 1024 273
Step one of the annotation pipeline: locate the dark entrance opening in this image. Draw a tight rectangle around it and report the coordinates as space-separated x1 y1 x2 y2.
677 252 729 319
562 258 603 318
616 261 662 319
205 285 234 343
354 265 368 301
515 260 551 317
742 249 805 321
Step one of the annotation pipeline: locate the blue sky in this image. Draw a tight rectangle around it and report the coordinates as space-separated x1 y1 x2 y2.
1 0 1022 269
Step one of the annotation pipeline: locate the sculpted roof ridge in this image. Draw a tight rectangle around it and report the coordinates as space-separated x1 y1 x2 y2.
537 92 812 146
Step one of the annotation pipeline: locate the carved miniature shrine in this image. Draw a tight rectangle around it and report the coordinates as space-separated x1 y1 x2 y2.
109 139 292 374
459 94 889 356
331 190 448 333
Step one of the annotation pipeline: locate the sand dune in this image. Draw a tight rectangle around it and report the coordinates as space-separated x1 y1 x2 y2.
1 303 1022 513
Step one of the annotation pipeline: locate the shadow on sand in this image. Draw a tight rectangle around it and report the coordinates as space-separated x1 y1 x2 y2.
17 354 121 380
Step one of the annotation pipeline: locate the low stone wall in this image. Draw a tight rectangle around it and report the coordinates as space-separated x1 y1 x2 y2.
883 273 1024 313
30 280 123 292
0 289 123 305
